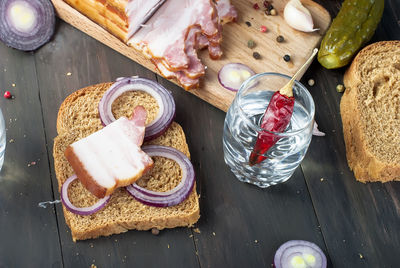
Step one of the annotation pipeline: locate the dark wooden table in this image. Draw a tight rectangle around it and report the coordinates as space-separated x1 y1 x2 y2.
0 1 399 267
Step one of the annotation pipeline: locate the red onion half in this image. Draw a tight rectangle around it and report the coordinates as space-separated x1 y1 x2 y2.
274 240 327 268
0 0 55 51
99 77 175 141
61 175 111 216
218 63 256 91
126 145 195 207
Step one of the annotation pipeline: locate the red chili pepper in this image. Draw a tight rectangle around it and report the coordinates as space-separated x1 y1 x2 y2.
3 91 11 99
260 25 267 32
253 3 260 9
249 91 294 165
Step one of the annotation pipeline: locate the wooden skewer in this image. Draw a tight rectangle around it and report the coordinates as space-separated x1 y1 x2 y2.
279 48 319 97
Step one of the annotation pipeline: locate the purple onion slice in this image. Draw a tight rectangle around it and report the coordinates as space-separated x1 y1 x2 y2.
98 77 176 141
61 174 111 216
274 240 327 268
218 63 256 91
126 145 195 207
0 0 55 51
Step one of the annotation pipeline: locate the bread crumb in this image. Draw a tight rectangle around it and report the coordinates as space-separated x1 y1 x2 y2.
320 178 324 182
151 228 160 235
359 253 364 259
9 139 14 143
12 83 15 87
27 161 36 167
89 243 94 248
90 265 97 268
212 232 216 236
189 234 193 238
67 72 72 76
255 240 258 243
167 244 170 249
193 228 201 234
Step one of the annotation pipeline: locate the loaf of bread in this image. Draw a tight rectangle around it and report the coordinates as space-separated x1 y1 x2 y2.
340 41 400 183
53 82 200 241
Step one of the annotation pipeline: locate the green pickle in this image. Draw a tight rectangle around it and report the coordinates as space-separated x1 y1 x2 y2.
318 0 384 69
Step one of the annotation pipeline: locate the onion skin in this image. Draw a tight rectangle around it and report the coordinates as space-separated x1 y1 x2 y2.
274 240 327 268
0 0 55 51
60 175 111 216
126 145 195 207
98 77 176 141
218 63 256 91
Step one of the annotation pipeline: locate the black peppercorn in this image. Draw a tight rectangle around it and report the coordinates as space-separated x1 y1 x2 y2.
245 21 252 27
253 52 261 59
276 35 284 43
283 54 291 62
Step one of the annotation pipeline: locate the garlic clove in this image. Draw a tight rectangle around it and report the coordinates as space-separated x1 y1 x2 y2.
284 0 319 32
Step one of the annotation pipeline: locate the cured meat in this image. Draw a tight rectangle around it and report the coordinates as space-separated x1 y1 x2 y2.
64 0 166 42
216 0 238 24
64 0 237 89
129 0 220 70
65 106 153 198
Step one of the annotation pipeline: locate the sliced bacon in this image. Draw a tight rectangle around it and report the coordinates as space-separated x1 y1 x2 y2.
128 0 220 70
65 105 154 198
216 0 238 24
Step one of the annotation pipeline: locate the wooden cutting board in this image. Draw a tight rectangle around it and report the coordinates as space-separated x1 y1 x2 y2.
51 0 331 112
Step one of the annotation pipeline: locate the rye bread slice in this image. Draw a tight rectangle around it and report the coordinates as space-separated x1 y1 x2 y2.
340 41 400 183
53 82 199 241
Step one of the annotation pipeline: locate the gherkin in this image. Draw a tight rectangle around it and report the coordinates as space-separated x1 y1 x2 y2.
318 0 384 69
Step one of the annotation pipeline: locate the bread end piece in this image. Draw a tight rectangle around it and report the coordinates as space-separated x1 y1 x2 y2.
341 41 400 183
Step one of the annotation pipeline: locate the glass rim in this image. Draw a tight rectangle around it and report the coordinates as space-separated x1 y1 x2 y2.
237 72 315 136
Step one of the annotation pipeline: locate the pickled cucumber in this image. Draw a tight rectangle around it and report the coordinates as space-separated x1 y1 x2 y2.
318 0 384 69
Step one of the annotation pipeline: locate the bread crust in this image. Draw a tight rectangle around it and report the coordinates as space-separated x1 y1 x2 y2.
341 41 400 183
54 82 200 241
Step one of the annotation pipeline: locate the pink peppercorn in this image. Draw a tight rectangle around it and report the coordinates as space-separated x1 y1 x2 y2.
260 25 267 32
253 3 260 9
4 91 11 99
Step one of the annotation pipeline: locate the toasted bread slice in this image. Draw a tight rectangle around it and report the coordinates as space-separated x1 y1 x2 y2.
340 41 400 183
53 82 199 241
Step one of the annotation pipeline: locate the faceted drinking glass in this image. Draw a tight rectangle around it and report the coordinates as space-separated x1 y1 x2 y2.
223 73 315 188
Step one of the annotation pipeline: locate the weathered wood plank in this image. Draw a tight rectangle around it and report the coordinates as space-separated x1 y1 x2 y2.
34 22 199 267
0 43 62 267
300 0 400 266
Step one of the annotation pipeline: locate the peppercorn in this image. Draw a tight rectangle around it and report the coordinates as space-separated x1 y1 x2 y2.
263 0 272 9
253 52 261 59
336 84 345 93
270 9 277 16
260 25 267 33
264 10 270 16
308 79 315 86
3 91 11 99
253 3 260 10
247 39 256 49
151 228 160 235
276 35 284 43
283 54 291 62
245 21 252 27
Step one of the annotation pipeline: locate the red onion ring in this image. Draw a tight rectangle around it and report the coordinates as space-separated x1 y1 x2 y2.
218 63 256 91
274 240 327 268
0 0 55 51
126 145 195 207
60 174 111 216
98 77 175 141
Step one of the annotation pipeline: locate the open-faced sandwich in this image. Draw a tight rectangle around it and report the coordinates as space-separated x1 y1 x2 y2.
53 77 200 241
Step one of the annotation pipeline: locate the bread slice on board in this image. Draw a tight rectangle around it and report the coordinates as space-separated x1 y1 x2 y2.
340 41 400 183
53 82 200 241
